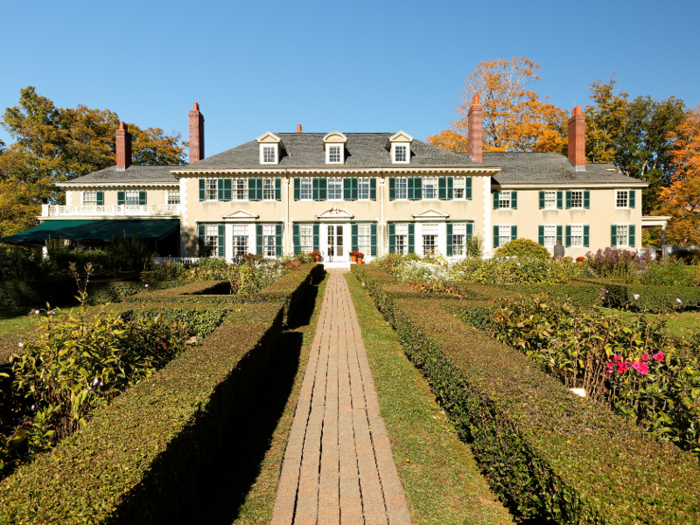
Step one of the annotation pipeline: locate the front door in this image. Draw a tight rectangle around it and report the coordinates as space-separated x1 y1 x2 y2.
325 224 347 262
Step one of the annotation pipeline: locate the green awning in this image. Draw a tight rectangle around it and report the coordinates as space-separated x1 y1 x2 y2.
0 219 179 245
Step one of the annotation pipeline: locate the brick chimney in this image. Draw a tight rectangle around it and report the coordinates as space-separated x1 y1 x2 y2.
568 105 586 170
189 102 205 163
116 121 131 170
467 95 483 163
297 124 302 133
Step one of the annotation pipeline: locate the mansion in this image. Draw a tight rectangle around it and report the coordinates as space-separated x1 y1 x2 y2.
1 100 647 265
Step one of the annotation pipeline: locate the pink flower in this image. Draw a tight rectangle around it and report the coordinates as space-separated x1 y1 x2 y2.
642 354 649 361
617 361 629 374
638 363 649 375
653 352 664 362
613 355 622 361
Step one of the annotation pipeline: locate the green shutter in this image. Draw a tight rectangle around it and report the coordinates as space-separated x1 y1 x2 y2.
556 191 562 209
351 178 358 201
313 224 319 252
511 191 517 210
566 191 572 209
96 192 104 206
249 178 257 201
389 177 396 201
351 223 358 252
511 225 517 239
611 225 617 247
198 224 205 254
199 180 205 202
313 178 320 201
583 225 590 247
117 191 125 205
408 223 415 253
446 223 453 256
293 224 300 254
538 225 544 245
388 223 396 253
493 192 499 209
584 190 590 209
539 191 545 210
629 224 636 247
371 223 377 256
557 225 563 244
407 177 414 200
493 225 499 248
413 177 422 200
218 179 225 201
370 178 377 200
256 224 263 255
447 177 454 200
256 178 263 201
439 177 447 200
344 178 352 200
565 225 572 248
629 190 636 209
276 224 283 257
466 223 473 239
218 225 225 257
224 179 232 201
139 191 146 205
319 178 327 201
466 177 472 200
294 178 300 201
275 178 281 201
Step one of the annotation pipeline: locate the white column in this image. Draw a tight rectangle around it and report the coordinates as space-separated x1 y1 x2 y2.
379 177 385 257
483 176 492 258
284 176 291 254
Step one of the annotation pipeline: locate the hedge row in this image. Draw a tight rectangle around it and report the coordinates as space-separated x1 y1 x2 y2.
573 277 700 312
352 264 700 524
0 263 319 523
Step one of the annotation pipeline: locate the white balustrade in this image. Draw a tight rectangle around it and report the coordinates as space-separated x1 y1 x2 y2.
41 204 181 218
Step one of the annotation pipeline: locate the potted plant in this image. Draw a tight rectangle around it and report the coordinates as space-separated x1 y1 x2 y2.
356 251 365 264
350 250 358 263
309 250 322 262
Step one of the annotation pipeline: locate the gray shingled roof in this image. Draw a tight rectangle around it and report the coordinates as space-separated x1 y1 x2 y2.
481 152 646 185
176 133 483 171
62 165 180 185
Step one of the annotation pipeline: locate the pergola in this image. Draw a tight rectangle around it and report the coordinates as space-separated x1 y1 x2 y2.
641 215 672 258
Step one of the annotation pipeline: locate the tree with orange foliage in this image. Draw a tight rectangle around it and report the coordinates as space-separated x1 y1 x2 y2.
427 57 568 154
658 104 700 244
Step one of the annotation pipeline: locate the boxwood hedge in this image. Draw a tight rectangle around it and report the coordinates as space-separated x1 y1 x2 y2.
353 264 700 524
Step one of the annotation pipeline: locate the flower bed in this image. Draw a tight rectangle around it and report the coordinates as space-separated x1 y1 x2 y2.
352 264 700 524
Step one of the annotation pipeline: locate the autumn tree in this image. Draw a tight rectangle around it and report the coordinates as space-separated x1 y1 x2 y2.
427 57 569 154
0 86 187 236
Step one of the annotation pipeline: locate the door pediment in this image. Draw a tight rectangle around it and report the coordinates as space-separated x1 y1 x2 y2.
411 208 450 219
316 207 354 220
222 209 260 221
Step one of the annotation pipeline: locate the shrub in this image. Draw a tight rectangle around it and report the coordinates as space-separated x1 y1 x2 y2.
0 246 46 281
670 249 700 265
495 238 551 260
46 236 152 275
586 247 651 278
627 259 700 287
466 232 484 258
453 257 585 285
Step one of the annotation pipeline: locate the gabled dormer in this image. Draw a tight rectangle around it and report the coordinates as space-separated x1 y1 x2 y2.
257 132 282 165
388 131 413 164
323 132 347 165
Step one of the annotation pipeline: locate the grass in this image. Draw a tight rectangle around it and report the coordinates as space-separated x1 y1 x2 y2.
230 271 328 524
344 273 515 525
0 307 41 337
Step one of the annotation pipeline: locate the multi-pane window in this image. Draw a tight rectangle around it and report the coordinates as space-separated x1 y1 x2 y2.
328 178 343 200
233 179 247 200
328 146 342 163
263 178 275 200
358 178 371 201
300 178 313 201
205 179 218 201
453 178 466 200
570 225 584 247
395 178 408 200
616 224 629 247
394 145 407 162
544 190 556 209
498 225 512 247
300 225 314 254
233 225 249 255
395 224 408 255
205 225 219 256
422 223 439 256
125 190 140 206
499 191 512 209
570 190 584 209
262 146 276 164
263 225 276 257
82 191 97 206
543 225 557 247
452 223 466 256
358 224 371 256
616 190 629 208
423 177 438 200
167 190 180 205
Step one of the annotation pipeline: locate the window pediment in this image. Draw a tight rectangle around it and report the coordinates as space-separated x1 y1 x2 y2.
316 207 354 220
257 132 282 165
412 208 450 220
389 130 413 164
223 209 260 221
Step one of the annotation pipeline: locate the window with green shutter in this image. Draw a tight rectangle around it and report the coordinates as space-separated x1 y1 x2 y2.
199 179 205 202
371 223 377 256
351 178 358 201
249 178 258 201
343 178 353 200
538 225 545 245
557 191 563 209
294 178 300 201
218 179 232 201
293 224 300 254
584 190 590 209
557 225 563 244
96 192 104 206
493 192 499 209
611 224 617 247
408 223 415 253
511 225 517 239
466 177 472 200
389 178 396 201
566 190 572 209
565 225 572 248
447 177 454 200
118 191 125 205
351 223 358 252
510 191 517 210
218 225 225 257
139 191 146 205
388 223 396 252
446 223 453 256
256 224 263 255
583 225 590 247
493 225 499 248
439 177 448 200
629 190 636 209
198 224 205 254
412 177 422 200
629 224 636 247
275 178 282 201
276 224 283 256
313 224 319 252
370 178 376 201
539 191 545 210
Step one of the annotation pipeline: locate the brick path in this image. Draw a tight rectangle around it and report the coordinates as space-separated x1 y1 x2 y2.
272 270 411 525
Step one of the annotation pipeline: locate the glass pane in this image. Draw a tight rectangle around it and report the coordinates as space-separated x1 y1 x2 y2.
336 226 343 256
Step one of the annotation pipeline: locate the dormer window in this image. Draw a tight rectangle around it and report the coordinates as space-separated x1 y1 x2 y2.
388 131 413 165
256 132 282 165
323 131 347 165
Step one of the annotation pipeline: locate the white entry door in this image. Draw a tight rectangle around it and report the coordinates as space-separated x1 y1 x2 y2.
324 223 348 263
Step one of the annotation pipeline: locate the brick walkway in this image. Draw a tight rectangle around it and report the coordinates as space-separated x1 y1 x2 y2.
272 270 411 525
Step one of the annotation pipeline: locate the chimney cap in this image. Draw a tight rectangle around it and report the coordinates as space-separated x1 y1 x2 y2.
119 121 128 131
472 94 481 105
572 105 582 116
297 124 302 133
193 102 199 111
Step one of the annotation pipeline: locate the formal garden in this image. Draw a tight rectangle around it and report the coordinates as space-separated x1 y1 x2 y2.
1 238 700 523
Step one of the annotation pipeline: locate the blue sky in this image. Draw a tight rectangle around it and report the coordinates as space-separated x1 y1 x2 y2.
1 0 698 159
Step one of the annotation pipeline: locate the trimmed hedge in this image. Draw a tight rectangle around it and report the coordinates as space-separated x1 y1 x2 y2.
353 264 700 524
492 283 601 308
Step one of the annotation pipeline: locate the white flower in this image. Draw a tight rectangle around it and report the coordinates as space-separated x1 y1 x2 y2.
145 284 149 288
93 378 99 385
34 309 40 315
633 294 640 300
676 298 683 304
18 342 24 348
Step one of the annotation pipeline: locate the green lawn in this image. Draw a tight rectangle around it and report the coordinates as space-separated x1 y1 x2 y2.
0 307 41 337
345 274 514 525
652 310 700 338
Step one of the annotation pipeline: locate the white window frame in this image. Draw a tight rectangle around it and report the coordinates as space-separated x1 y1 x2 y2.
544 190 557 210
391 143 410 164
499 191 512 210
543 224 557 248
205 225 219 256
327 178 343 200
263 224 276 257
616 224 629 247
615 190 629 209
358 224 371 257
263 178 276 201
125 190 141 206
205 178 218 201
358 178 371 201
498 225 512 247
260 144 278 165
452 223 466 256
421 223 439 256
232 178 247 201
82 191 98 206
422 177 438 200
232 224 250 255
395 177 408 200
167 189 180 205
300 224 314 254
453 178 466 200
326 144 344 164
570 190 584 209
299 178 313 201
570 224 584 248
395 223 408 255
